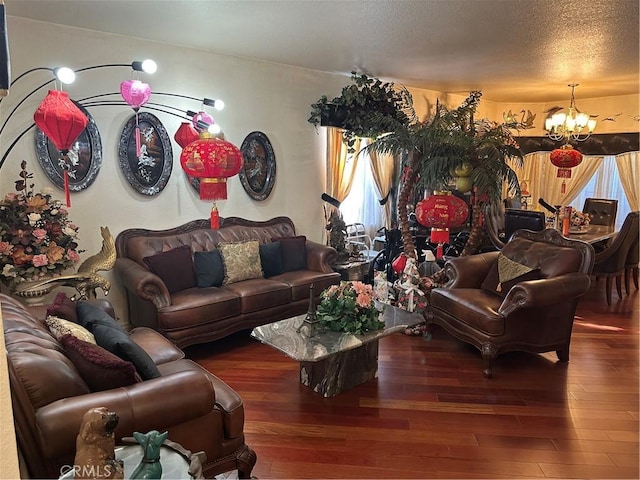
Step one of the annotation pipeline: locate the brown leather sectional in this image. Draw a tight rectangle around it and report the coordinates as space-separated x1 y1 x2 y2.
115 216 341 348
2 294 256 479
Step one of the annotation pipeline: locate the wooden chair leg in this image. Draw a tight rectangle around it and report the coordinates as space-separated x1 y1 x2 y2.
605 276 612 305
615 274 623 299
634 266 639 290
625 268 631 295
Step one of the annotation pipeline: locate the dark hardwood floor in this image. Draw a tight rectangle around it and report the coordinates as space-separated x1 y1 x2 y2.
187 278 639 479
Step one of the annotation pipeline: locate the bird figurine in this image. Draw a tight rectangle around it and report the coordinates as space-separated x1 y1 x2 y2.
13 226 116 300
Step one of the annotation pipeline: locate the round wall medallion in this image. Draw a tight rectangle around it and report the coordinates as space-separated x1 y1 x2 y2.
239 131 276 201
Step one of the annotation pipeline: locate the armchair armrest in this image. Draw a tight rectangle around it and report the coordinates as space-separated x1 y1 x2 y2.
445 252 499 288
305 240 338 273
498 272 591 316
36 370 216 459
115 257 171 308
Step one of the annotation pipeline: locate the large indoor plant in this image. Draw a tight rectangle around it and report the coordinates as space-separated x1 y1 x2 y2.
308 71 416 152
0 161 82 291
366 92 535 261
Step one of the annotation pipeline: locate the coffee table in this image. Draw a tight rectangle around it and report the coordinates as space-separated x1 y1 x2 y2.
251 305 423 397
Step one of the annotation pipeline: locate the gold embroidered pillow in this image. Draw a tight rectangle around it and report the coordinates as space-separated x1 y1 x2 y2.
45 315 97 344
218 240 264 285
481 253 541 296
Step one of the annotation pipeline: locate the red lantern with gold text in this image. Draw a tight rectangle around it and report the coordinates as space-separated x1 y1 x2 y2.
180 132 243 229
550 144 583 194
415 191 469 259
33 90 88 207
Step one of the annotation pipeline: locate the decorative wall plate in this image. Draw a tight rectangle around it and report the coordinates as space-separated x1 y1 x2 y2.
239 131 276 201
118 112 173 196
35 102 102 192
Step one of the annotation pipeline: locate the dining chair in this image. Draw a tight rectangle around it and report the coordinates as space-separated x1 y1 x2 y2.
625 238 639 294
582 198 618 227
592 211 639 305
504 209 546 242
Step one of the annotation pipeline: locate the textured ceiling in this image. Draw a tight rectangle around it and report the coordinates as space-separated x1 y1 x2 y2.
6 0 640 102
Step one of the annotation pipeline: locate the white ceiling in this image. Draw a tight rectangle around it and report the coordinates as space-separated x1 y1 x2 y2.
6 0 640 103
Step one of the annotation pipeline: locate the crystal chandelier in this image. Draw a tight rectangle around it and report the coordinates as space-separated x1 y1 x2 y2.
545 84 597 142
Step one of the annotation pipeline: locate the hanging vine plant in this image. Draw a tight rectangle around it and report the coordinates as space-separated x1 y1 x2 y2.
308 71 416 152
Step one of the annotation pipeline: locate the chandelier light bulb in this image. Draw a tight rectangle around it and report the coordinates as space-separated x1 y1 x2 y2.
54 67 76 85
208 123 221 134
545 84 596 143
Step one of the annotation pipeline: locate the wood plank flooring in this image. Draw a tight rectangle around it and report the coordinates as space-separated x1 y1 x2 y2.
187 279 639 479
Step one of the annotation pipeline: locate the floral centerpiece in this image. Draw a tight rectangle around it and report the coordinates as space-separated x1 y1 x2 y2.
570 208 591 229
0 161 82 290
317 281 384 334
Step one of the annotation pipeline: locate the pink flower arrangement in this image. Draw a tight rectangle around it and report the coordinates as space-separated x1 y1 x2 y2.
317 281 384 334
0 161 83 289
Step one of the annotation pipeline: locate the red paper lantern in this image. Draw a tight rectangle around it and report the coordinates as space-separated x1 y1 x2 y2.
174 122 200 148
415 192 469 258
180 132 243 229
33 90 88 207
550 144 583 194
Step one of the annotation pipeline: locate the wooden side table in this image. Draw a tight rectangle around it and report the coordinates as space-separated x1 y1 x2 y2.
333 260 371 281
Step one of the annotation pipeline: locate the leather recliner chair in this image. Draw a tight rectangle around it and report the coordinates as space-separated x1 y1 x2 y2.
428 229 594 377
1 294 256 479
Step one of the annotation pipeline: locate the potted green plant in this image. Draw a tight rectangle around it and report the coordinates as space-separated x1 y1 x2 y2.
308 72 416 152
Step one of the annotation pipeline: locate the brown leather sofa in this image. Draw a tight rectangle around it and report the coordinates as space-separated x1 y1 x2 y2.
115 216 340 348
429 228 595 377
2 294 256 479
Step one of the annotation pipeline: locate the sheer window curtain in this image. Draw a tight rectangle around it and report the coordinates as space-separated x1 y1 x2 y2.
366 138 397 229
615 152 639 210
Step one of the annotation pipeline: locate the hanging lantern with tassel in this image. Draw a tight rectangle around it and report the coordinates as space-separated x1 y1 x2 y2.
33 90 88 207
120 79 151 158
174 122 200 149
415 191 469 259
550 144 583 194
180 132 243 229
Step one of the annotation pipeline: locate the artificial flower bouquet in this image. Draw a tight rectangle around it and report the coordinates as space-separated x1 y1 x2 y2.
0 161 82 290
317 280 385 334
570 208 591 229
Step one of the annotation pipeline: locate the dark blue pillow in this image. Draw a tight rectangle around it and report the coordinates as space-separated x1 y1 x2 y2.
76 302 161 380
260 241 283 277
194 250 225 287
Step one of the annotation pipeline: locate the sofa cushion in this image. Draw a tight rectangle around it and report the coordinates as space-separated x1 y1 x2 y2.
218 240 264 285
46 292 78 322
45 315 96 344
481 252 542 296
60 334 140 391
273 270 341 301
144 245 197 294
276 235 307 272
224 279 292 314
194 250 225 288
76 301 161 380
260 241 284 277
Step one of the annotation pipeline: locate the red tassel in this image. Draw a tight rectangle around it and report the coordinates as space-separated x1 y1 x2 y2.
63 170 71 207
561 180 566 194
135 124 141 158
210 203 219 229
436 243 444 259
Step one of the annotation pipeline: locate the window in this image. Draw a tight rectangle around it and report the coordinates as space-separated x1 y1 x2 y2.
569 155 631 230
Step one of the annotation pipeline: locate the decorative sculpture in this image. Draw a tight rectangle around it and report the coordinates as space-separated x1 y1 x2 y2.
130 430 169 480
74 407 124 480
13 225 116 300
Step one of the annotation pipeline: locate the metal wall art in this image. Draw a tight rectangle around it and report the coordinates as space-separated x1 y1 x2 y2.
118 112 173 196
239 131 276 201
35 102 102 192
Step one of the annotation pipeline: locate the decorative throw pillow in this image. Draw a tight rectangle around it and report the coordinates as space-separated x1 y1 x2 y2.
143 245 197 294
46 292 78 322
260 241 284 277
45 315 96 344
481 253 541 297
194 250 225 288
275 235 307 272
76 301 161 380
218 240 264 285
60 334 140 391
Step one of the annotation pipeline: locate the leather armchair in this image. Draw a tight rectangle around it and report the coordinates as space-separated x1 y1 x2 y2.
428 229 594 377
592 211 640 304
583 198 618 227
2 294 256 479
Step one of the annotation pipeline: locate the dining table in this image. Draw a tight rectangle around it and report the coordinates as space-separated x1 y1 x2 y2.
566 224 617 244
